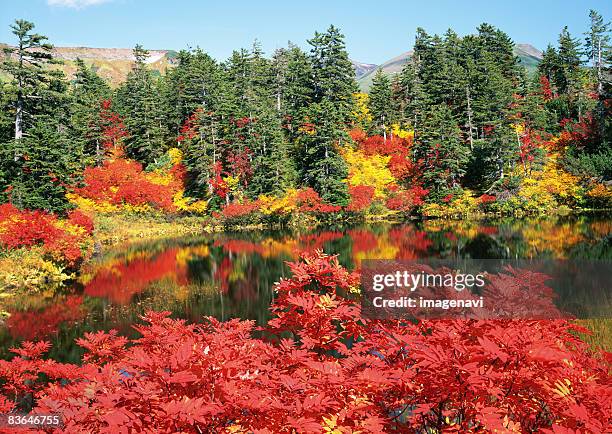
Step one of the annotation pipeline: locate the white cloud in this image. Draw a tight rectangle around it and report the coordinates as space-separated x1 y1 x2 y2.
47 0 113 9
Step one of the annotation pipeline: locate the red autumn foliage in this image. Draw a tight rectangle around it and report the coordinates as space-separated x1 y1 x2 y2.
176 108 203 143
73 159 178 211
0 204 60 249
351 130 419 181
385 186 429 212
296 188 341 213
0 204 90 267
441 193 454 203
210 161 229 199
0 252 609 433
346 185 375 212
67 210 94 235
98 100 129 151
557 115 598 150
540 75 554 101
225 147 253 188
519 128 543 168
478 194 496 204
220 201 259 219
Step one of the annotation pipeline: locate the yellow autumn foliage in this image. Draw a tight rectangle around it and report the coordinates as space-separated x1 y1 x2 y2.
341 146 395 197
352 92 372 128
518 155 582 211
391 123 414 140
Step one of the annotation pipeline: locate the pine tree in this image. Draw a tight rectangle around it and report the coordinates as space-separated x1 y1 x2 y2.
115 44 168 165
1 20 56 141
309 25 358 125
163 49 229 137
556 27 583 101
538 45 560 87
281 44 314 138
368 69 392 138
0 19 80 212
299 100 349 205
416 104 469 195
246 106 294 198
584 10 610 97
70 58 112 163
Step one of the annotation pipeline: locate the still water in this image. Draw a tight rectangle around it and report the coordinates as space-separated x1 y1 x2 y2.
1 214 610 363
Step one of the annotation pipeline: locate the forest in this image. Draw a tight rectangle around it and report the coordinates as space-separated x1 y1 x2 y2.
0 8 611 433
0 11 610 220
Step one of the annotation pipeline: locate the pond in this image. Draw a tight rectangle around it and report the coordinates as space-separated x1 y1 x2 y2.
1 213 610 363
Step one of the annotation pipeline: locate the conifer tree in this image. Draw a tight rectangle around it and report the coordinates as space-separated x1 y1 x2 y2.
309 25 358 125
0 20 79 211
281 45 313 137
299 100 349 205
70 58 112 163
115 44 168 165
1 20 56 141
416 104 469 195
368 69 393 138
556 27 583 110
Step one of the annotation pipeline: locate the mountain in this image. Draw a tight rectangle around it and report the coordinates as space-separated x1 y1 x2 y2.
1 43 542 91
351 60 378 79
355 43 543 91
0 44 178 86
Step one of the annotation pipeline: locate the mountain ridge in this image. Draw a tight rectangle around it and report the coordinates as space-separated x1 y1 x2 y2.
354 43 543 91
1 43 542 90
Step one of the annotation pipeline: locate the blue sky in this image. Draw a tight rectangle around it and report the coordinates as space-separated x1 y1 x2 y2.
1 0 610 64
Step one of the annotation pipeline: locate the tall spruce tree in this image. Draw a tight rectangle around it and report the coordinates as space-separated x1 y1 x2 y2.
1 20 55 141
115 44 168 165
308 25 358 125
70 58 112 164
368 69 393 138
299 100 349 205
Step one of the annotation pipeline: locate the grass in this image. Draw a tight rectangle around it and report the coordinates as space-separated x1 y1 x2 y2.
578 319 611 352
93 213 213 246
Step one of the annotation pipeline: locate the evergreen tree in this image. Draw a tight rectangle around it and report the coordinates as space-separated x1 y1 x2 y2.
538 45 560 88
299 100 349 205
281 45 314 137
584 9 610 96
115 45 168 165
555 27 583 101
1 20 56 141
308 25 358 125
416 104 469 195
163 49 229 137
368 69 393 138
70 58 112 163
0 20 79 212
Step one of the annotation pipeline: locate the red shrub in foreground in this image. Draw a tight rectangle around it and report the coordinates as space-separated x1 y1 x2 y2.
0 252 609 433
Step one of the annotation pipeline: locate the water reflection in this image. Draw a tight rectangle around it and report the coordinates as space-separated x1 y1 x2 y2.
1 214 610 362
